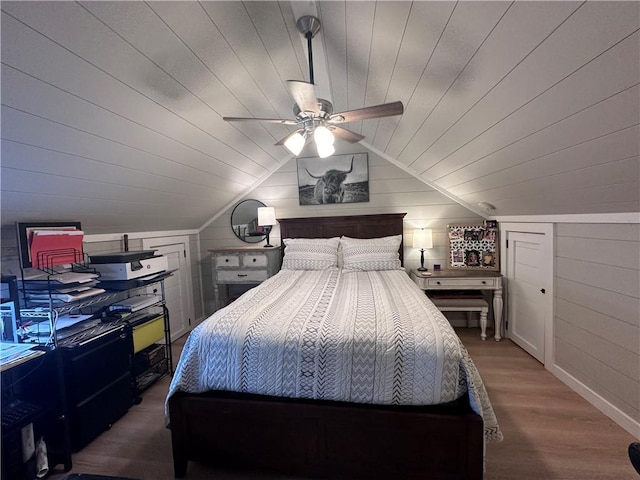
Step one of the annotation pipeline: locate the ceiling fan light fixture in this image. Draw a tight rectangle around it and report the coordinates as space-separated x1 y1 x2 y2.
314 125 334 145
316 141 335 158
284 130 306 156
314 125 335 158
222 15 404 154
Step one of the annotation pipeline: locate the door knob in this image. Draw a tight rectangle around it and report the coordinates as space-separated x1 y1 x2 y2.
540 288 546 294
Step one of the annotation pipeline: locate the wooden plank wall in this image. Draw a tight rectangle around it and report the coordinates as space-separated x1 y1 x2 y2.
555 223 640 425
199 147 484 316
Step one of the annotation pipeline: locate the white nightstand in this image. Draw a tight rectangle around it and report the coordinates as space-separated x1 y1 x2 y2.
210 246 281 311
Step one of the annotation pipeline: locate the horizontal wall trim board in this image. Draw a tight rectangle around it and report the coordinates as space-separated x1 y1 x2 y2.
495 212 640 223
85 229 198 243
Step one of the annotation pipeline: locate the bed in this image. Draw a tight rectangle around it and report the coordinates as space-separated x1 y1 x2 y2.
167 213 501 479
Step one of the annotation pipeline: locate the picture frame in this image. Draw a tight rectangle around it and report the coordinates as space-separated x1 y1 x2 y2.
446 224 499 271
296 153 369 205
16 221 82 269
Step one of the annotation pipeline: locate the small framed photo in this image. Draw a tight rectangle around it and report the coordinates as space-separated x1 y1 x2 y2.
484 220 497 229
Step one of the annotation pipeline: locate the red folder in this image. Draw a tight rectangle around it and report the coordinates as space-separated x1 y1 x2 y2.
29 230 84 269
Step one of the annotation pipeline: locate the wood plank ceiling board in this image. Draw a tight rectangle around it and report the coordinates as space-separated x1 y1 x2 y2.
424 30 640 183
397 1 582 171
82 1 287 166
357 1 412 145
371 1 456 153
317 1 348 114
450 126 640 197
0 107 246 197
1 5 267 183
412 1 640 178
76 1 283 173
440 98 640 194
198 1 297 125
467 157 639 209
385 1 512 162
439 83 640 213
344 1 376 137
1 66 255 190
2 140 232 203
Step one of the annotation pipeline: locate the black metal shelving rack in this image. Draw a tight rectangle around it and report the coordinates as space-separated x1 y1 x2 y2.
9 247 173 460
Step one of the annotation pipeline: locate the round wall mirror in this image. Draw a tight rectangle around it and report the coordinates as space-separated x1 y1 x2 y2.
231 199 266 243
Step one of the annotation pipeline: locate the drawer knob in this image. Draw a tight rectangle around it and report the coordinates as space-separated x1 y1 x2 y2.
225 259 229 263
237 274 248 278
437 281 441 285
482 280 486 284
252 258 256 262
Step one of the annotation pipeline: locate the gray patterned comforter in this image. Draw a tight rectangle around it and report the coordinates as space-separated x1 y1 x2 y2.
167 269 502 442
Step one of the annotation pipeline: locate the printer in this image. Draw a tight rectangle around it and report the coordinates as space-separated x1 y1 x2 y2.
89 250 168 281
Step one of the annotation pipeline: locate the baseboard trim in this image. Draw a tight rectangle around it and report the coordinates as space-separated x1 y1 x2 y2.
549 363 640 439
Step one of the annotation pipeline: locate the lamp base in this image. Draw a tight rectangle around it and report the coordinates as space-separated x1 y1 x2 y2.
263 227 273 248
417 267 429 271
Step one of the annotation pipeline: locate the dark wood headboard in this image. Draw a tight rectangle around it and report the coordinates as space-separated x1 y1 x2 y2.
277 213 407 265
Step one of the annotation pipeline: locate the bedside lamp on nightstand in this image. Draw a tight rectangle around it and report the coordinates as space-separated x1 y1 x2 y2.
413 228 433 271
257 207 276 248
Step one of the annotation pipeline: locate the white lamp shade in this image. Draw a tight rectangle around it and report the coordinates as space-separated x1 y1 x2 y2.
314 125 335 158
315 141 335 158
412 228 433 249
314 125 335 146
257 207 276 226
283 131 306 156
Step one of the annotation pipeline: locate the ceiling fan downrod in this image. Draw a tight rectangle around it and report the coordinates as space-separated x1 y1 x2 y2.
296 16 321 85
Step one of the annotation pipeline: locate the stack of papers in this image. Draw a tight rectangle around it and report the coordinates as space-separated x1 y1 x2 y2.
22 271 99 285
26 287 106 303
0 342 44 368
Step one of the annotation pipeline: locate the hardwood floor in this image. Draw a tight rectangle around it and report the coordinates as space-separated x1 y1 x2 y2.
50 329 638 480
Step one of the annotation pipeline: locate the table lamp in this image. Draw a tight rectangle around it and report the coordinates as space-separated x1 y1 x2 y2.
257 207 276 248
412 228 433 271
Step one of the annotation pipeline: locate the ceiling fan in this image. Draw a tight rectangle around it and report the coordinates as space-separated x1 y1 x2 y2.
223 15 404 158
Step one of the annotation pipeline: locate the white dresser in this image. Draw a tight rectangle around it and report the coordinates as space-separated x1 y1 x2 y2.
210 246 281 311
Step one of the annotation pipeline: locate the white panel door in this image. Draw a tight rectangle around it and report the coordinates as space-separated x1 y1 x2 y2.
143 237 193 341
507 232 548 363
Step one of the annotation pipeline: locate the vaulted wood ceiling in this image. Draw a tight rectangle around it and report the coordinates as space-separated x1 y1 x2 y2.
1 1 638 233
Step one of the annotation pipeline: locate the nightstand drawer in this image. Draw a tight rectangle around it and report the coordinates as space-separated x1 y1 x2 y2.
427 278 497 288
215 255 240 267
217 269 268 283
242 254 268 267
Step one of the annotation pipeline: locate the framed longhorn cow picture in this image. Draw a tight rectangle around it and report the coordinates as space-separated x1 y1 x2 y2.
296 153 369 205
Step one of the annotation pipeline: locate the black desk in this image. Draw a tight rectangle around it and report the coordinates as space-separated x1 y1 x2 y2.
1 346 72 479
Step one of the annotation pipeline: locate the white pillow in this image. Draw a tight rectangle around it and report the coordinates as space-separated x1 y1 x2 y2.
341 235 403 271
282 237 340 270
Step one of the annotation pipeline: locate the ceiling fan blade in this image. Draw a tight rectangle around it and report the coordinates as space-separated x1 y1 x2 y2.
330 101 404 123
223 116 299 126
330 126 365 143
286 80 319 114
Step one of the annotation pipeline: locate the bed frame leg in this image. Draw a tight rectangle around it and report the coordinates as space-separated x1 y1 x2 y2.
169 395 189 478
173 457 187 478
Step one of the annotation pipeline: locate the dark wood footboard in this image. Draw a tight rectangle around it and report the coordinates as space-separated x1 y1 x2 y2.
168 390 483 479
